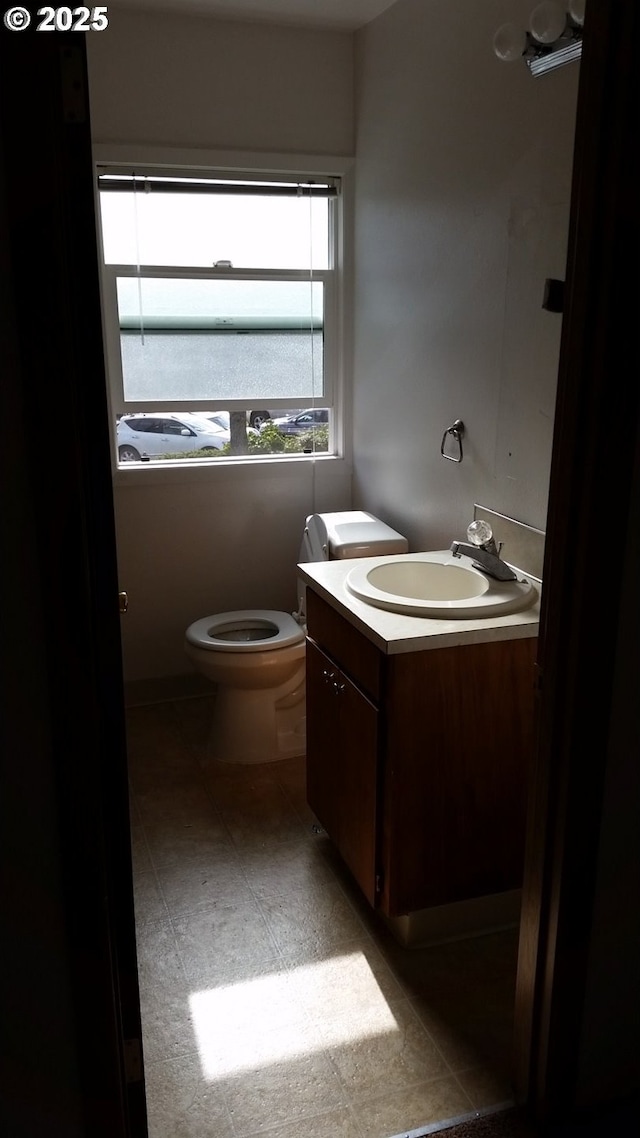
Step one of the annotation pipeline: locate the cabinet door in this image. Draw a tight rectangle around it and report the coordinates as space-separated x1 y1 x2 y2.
306 639 342 844
384 638 537 915
306 639 380 906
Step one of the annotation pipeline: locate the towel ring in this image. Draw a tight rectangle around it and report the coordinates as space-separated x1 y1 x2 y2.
440 419 465 463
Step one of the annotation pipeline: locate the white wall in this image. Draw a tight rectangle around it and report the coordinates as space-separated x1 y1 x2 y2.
88 1 579 685
352 0 578 550
87 8 354 154
112 461 348 683
86 10 355 684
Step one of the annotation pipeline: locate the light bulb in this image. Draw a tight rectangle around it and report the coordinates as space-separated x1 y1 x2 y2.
493 23 528 62
529 2 567 44
568 0 585 25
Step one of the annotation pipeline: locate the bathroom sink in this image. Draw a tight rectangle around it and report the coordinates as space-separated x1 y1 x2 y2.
345 550 537 619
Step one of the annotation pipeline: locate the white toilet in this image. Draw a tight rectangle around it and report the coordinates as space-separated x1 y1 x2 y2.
184 510 408 765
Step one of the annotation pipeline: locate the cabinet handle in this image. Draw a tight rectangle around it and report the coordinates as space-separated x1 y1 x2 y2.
321 668 345 694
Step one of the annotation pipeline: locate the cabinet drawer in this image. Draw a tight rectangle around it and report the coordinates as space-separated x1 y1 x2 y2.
306 588 382 704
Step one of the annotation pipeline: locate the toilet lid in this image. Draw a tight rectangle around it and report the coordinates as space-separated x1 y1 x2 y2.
185 609 306 653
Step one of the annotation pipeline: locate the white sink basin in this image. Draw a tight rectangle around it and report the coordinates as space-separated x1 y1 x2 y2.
345 550 537 619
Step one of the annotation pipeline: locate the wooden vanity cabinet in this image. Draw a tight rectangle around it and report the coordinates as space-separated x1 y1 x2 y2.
305 587 537 918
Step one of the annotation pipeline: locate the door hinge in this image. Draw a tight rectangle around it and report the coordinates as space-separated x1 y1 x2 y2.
123 1037 143 1084
375 872 384 894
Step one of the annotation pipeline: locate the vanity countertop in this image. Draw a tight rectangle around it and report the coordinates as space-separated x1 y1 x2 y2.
298 552 540 655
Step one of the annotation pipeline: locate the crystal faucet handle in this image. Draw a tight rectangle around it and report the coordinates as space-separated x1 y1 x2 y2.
466 520 493 547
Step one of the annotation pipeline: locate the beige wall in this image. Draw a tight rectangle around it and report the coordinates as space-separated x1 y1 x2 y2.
86 10 355 684
87 8 355 153
352 0 578 550
109 461 350 684
88 1 579 684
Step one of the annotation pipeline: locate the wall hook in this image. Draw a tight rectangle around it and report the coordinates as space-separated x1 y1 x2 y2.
440 419 465 463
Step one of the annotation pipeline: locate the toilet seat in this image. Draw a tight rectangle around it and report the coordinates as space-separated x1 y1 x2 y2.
186 609 305 654
183 512 408 764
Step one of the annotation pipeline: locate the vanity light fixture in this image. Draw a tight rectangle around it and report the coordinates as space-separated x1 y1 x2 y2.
493 1 585 77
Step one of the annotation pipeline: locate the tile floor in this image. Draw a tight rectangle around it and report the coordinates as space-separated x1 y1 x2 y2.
127 695 518 1138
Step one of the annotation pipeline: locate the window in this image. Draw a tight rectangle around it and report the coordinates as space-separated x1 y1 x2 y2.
96 167 342 466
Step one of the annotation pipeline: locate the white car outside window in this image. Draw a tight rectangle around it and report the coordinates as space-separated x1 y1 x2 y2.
117 413 229 462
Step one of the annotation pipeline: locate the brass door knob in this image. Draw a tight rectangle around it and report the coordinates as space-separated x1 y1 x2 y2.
118 591 129 614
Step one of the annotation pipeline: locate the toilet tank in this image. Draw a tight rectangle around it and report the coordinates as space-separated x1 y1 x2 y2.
301 511 408 562
296 510 408 621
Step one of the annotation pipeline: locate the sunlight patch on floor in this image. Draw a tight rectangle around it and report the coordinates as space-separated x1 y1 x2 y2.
190 950 400 1078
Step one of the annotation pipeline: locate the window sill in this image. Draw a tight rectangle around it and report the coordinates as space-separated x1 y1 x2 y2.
112 451 347 488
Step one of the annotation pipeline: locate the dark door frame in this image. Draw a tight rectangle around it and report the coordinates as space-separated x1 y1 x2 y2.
513 0 639 1120
1 29 147 1138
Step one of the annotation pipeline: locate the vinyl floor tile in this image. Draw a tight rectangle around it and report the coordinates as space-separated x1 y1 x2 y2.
239 1104 364 1138
144 1051 236 1138
155 852 254 917
280 938 407 1024
133 871 170 926
171 694 217 747
404 978 516 1073
172 899 281 985
201 765 291 813
218 1051 347 1134
238 834 336 900
270 753 307 792
134 784 218 827
258 879 369 957
454 1063 515 1111
136 918 186 990
219 798 307 850
130 700 518 1138
139 984 201 1065
354 1074 474 1138
324 997 450 1101
143 814 231 867
130 824 153 876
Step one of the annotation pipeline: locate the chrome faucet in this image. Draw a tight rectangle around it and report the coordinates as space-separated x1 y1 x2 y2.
450 521 518 582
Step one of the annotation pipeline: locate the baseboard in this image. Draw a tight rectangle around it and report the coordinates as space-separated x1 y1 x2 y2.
123 672 212 707
381 889 522 948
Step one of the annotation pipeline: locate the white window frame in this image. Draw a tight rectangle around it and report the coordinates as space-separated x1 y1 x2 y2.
101 264 336 418
93 147 352 475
